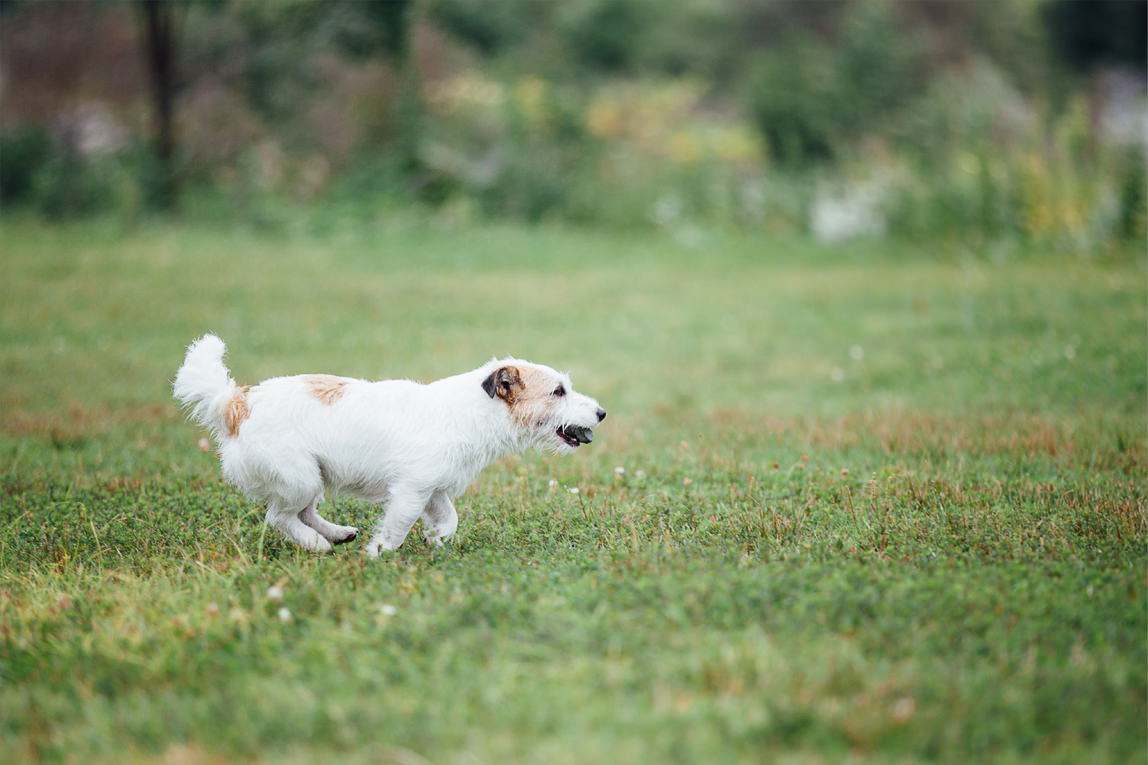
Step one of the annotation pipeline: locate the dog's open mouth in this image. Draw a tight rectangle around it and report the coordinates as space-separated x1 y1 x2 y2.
557 424 594 447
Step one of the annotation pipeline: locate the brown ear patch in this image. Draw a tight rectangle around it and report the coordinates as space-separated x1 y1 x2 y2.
483 366 524 403
304 374 349 405
224 386 250 437
483 365 561 426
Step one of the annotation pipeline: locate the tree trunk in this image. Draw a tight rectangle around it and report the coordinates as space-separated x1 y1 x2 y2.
138 0 178 210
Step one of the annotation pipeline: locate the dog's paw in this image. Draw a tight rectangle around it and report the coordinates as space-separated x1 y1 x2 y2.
362 536 398 559
423 529 454 548
303 534 334 554
330 526 359 545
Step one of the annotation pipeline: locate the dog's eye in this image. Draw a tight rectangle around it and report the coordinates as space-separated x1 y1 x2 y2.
552 385 566 397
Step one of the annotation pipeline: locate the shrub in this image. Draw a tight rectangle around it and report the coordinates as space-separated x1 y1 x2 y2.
746 37 838 168
0 124 53 205
1116 145 1146 241
25 143 158 222
558 0 645 73
746 2 924 170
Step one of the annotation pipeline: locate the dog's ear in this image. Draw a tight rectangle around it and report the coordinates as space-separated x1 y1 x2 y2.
481 365 523 402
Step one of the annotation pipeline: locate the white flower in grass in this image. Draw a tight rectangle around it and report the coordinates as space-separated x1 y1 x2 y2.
634 470 645 479
614 466 625 475
548 479 558 490
277 607 292 623
891 696 916 722
569 487 580 495
266 585 284 602
379 604 397 617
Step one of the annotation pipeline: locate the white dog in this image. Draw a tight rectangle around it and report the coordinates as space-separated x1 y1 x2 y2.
173 335 605 557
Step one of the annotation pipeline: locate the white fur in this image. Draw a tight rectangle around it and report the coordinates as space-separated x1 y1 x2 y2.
173 334 605 556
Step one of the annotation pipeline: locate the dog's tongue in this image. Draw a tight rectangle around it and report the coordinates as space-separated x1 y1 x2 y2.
563 425 594 444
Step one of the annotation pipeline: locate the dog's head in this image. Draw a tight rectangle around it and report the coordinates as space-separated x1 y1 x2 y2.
481 359 606 454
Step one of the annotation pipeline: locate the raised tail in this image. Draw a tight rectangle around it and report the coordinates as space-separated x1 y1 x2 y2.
173 334 242 440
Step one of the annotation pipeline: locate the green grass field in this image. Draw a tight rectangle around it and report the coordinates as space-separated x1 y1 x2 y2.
1 216 1144 763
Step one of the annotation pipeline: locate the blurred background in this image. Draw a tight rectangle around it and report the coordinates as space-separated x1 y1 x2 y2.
1 0 1144 251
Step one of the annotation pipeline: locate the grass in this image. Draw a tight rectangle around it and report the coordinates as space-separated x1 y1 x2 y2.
0 214 1144 763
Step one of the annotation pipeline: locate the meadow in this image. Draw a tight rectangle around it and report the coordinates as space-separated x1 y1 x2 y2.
0 216 1144 763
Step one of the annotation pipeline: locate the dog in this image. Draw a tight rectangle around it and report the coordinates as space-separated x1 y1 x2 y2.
173 334 605 557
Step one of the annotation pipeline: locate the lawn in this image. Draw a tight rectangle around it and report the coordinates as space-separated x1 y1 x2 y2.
0 216 1144 763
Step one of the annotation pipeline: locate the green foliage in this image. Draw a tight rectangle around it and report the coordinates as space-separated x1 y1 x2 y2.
0 124 52 205
747 2 924 168
1116 145 1147 241
229 0 412 129
8 141 168 222
558 0 645 72
833 1 925 131
631 0 743 78
747 36 839 167
427 0 542 57
29 152 121 221
883 77 1145 252
1042 0 1147 73
2 0 1144 250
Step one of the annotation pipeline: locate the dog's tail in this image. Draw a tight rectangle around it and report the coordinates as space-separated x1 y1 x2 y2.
173 334 242 440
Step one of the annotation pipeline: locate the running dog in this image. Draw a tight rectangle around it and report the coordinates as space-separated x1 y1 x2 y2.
173 334 605 556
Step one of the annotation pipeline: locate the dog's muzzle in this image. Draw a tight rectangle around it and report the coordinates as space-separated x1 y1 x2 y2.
558 424 594 447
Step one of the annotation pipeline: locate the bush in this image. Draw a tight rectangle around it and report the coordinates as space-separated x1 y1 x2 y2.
746 2 924 170
558 0 645 73
1116 145 1146 241
428 0 541 57
26 143 157 222
0 124 53 205
31 152 115 219
746 36 838 168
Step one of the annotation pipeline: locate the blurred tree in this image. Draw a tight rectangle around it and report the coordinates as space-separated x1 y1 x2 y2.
136 0 185 210
230 0 418 166
364 0 422 175
1042 0 1147 72
426 0 542 57
559 0 643 72
127 0 428 212
747 1 924 168
747 35 839 167
1041 0 1146 157
834 1 924 130
0 124 52 204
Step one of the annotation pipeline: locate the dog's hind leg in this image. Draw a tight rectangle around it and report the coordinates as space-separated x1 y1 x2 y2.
266 501 334 553
363 485 432 558
299 499 359 545
421 491 458 547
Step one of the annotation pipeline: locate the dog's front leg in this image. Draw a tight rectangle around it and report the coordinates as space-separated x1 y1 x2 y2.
421 491 458 547
364 485 432 558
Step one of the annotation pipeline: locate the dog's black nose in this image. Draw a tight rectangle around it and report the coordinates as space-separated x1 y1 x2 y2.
596 407 606 422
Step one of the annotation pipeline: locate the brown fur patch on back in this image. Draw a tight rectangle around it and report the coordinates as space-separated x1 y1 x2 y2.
304 374 350 405
224 386 250 437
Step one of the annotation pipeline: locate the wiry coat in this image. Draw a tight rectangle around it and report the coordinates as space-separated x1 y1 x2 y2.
173 334 605 556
